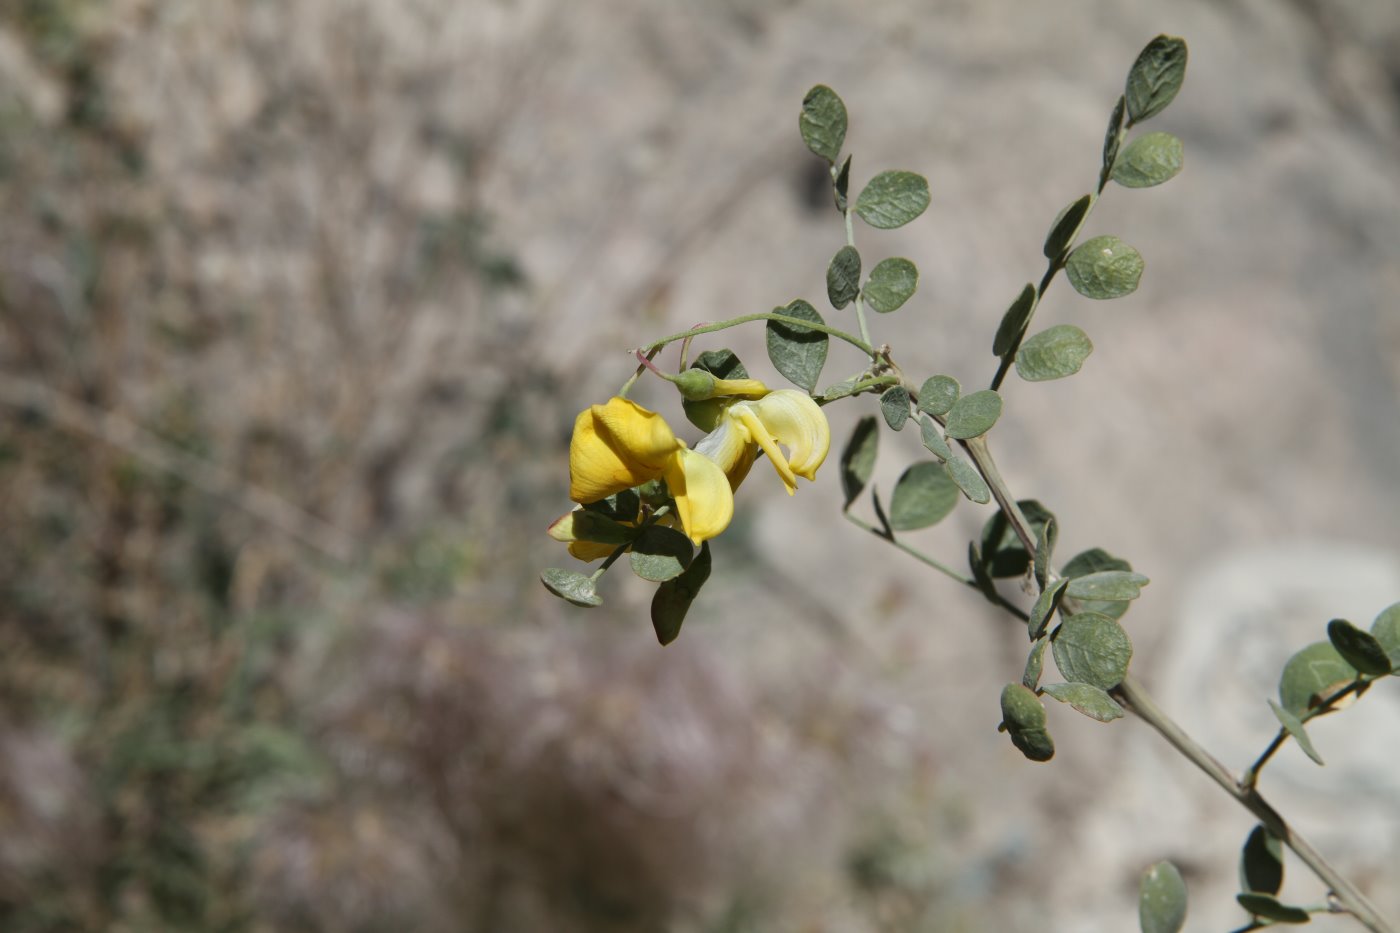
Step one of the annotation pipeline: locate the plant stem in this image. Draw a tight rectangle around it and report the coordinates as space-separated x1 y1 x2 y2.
844 206 874 352
1241 679 1371 788
644 312 873 358
1114 676 1395 933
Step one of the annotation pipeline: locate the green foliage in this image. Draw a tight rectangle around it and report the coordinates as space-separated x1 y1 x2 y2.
766 299 829 391
1042 682 1124 722
1125 36 1189 126
1051 612 1133 691
880 385 911 430
1240 824 1285 896
827 245 862 309
1066 234 1145 299
889 462 959 530
629 526 694 582
1044 194 1094 260
943 389 1002 439
652 542 712 645
855 171 930 229
799 85 848 163
1278 641 1356 716
840 416 879 508
993 283 1038 356
1112 132 1184 188
1015 324 1094 381
1000 683 1054 762
1326 618 1392 676
916 375 960 416
863 257 919 312
1236 893 1311 924
542 567 604 607
1139 861 1188 933
1268 699 1324 765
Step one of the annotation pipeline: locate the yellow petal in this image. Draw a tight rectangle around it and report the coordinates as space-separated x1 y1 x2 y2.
567 540 617 562
569 397 682 503
694 417 752 483
663 447 734 544
710 377 770 398
751 389 830 482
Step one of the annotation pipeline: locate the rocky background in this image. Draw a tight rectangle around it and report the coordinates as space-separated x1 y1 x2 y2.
1 1 1398 931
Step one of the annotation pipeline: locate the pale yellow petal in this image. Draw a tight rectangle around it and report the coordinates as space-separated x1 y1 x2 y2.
752 389 829 481
569 397 681 503
731 404 798 493
710 377 770 398
663 447 734 544
694 418 750 479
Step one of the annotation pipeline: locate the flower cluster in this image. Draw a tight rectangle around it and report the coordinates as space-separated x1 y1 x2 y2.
551 383 830 557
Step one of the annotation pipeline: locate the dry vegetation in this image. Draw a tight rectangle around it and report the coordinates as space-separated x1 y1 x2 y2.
0 4 976 930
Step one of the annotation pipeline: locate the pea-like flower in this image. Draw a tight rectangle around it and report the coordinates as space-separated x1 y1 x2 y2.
569 397 733 545
694 389 830 494
563 387 830 551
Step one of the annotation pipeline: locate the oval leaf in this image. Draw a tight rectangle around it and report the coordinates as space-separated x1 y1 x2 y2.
944 454 991 504
799 85 847 163
1023 636 1049 689
540 568 603 608
629 525 694 582
1044 193 1094 260
855 170 930 229
651 542 712 645
918 413 952 461
880 385 910 431
1278 641 1357 716
889 461 959 531
766 299 828 392
1125 36 1189 127
1102 95 1127 178
1066 235 1144 300
1029 578 1070 640
1052 612 1133 690
1000 682 1054 762
1240 824 1285 896
826 245 861 309
980 500 1056 578
1326 618 1392 676
1268 699 1324 766
1236 893 1310 924
1370 602 1400 669
944 389 1003 439
1016 324 1094 382
993 283 1038 357
840 416 879 509
1112 131 1184 188
1065 570 1149 602
1139 861 1188 933
833 154 852 211
1042 682 1124 722
863 256 919 312
917 374 960 416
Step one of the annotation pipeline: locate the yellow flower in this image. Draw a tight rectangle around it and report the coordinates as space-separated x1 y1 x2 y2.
693 388 830 494
569 397 733 545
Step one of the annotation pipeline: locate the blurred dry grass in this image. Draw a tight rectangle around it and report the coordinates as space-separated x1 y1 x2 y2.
0 3 976 930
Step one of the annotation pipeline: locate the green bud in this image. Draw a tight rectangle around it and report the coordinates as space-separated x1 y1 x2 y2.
673 369 718 400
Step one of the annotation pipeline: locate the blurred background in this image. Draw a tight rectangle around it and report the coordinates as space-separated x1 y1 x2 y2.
1 1 1399 931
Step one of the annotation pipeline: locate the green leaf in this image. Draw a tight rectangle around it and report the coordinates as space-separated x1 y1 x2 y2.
916 375 959 416
1236 893 1310 924
1066 235 1144 300
684 350 751 430
541 568 603 608
1000 682 1055 762
1033 517 1057 590
1278 641 1357 716
766 299 829 392
944 454 991 504
1112 132 1184 188
1063 547 1132 577
1042 682 1125 722
918 414 952 460
1370 602 1400 669
651 542 711 645
799 85 847 163
1029 578 1069 640
1326 618 1392 676
1139 861 1188 933
944 389 1003 439
871 487 893 538
980 500 1056 578
628 525 694 582
1268 699 1324 766
993 283 1038 357
566 510 639 546
1125 36 1189 127
833 154 852 211
880 385 910 431
889 461 960 531
1064 570 1149 601
1052 612 1133 690
1016 324 1094 382
968 541 1000 605
1023 636 1049 689
1240 824 1285 896
863 257 919 312
1044 193 1094 260
1103 95 1127 179
826 245 861 309
840 416 879 509
820 376 862 401
855 170 930 229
